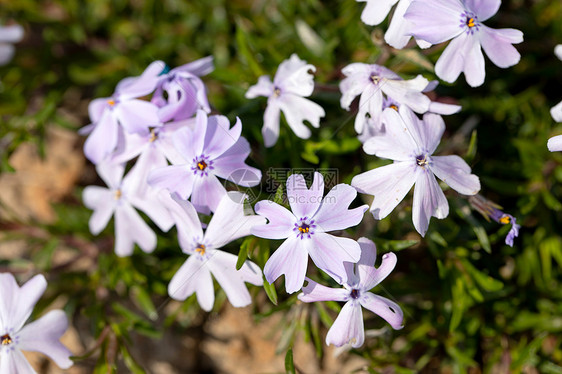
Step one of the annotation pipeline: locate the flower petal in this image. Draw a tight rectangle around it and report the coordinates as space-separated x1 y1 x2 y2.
191 174 227 215
479 26 523 69
465 0 500 21
278 94 325 139
207 251 263 308
435 32 470 84
412 170 449 236
147 165 195 200
308 233 362 284
0 348 37 374
313 184 367 233
358 0 398 26
83 186 115 235
0 274 47 333
287 172 324 219
430 155 481 195
359 252 398 291
404 0 464 44
360 292 404 330
275 54 315 97
246 75 274 99
115 100 159 135
168 256 204 301
114 204 157 256
0 25 24 43
548 134 562 152
298 278 349 302
381 76 431 114
263 236 309 294
84 110 119 164
204 192 266 249
204 115 242 160
262 98 281 147
384 0 415 49
252 200 296 239
116 60 164 99
551 101 562 123
463 36 486 87
352 162 418 220
18 310 73 369
325 301 365 348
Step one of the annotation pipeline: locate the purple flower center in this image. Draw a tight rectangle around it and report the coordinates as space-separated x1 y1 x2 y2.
350 289 360 299
293 217 316 239
460 11 480 34
1 334 12 346
191 155 214 177
416 154 429 168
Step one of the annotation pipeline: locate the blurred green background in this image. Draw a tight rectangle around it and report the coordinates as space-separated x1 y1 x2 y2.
1 0 562 373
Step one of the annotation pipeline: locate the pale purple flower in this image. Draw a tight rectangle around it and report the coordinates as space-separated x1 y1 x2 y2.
340 63 461 136
245 54 325 147
356 0 431 49
251 172 368 293
469 195 520 247
298 238 403 348
83 160 174 256
405 0 524 87
84 61 165 164
152 56 214 122
148 110 262 214
0 24 23 65
352 106 481 236
167 193 265 311
0 273 72 372
112 119 194 170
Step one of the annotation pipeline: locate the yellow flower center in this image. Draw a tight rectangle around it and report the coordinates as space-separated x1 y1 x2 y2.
298 224 310 233
499 215 511 224
1 334 12 346
107 99 116 106
467 18 475 28
114 189 122 200
390 104 399 111
149 129 157 142
197 161 208 171
196 244 206 255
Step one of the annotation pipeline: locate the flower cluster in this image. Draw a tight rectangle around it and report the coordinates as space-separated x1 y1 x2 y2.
83 58 266 311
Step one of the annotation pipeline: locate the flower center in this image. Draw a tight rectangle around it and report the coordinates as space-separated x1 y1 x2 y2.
191 155 213 177
114 189 122 200
460 12 480 34
273 87 281 97
370 74 381 85
1 334 12 346
107 99 116 107
416 154 429 168
390 104 399 111
350 289 360 299
294 218 316 239
196 244 206 256
149 128 157 143
197 160 208 171
499 215 511 224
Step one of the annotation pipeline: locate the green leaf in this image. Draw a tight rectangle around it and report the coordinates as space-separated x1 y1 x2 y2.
375 238 419 252
237 237 252 270
131 286 158 321
285 348 296 374
120 345 146 374
263 277 278 305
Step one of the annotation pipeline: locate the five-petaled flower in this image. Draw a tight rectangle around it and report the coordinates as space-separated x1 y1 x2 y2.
166 193 265 311
245 54 325 147
0 273 73 372
252 172 368 293
405 0 524 87
352 106 480 236
148 110 262 214
298 238 403 348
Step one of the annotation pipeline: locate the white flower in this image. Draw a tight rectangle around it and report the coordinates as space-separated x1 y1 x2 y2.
0 24 23 65
246 54 325 147
0 273 73 372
